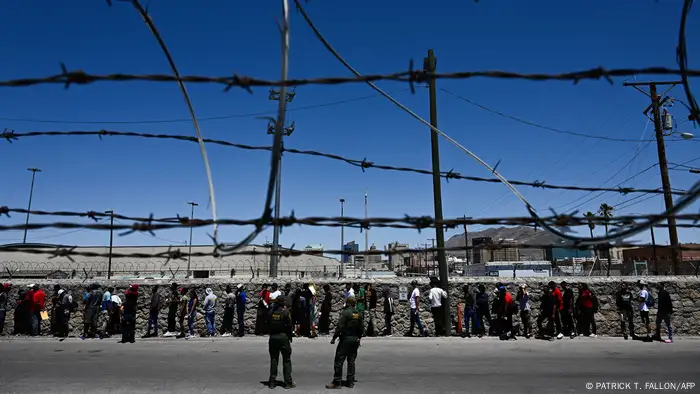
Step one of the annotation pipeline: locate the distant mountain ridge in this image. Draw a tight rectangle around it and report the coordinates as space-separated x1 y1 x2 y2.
445 225 568 260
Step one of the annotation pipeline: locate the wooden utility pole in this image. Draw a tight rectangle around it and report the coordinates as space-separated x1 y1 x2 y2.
623 81 681 275
425 48 450 335
267 88 296 278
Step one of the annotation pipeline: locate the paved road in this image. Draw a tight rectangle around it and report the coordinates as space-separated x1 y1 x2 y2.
1 336 699 394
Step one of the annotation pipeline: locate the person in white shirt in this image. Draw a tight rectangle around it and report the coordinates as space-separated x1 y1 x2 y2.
269 283 282 301
406 280 426 337
428 281 448 336
637 280 651 338
344 283 355 307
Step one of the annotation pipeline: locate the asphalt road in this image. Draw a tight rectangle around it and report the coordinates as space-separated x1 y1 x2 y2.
1 336 699 394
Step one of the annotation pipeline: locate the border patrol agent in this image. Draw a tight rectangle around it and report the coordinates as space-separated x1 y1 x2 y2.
266 295 295 389
326 297 363 389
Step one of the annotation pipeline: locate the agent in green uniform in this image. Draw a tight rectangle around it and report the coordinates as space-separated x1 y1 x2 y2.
265 295 295 389
326 297 363 389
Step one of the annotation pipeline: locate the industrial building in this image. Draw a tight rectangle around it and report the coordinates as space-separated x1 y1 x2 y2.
0 243 341 280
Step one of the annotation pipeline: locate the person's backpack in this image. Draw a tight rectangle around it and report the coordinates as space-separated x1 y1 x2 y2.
645 291 655 308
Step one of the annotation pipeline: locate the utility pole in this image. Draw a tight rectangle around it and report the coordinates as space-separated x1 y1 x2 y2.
186 201 198 278
267 88 296 278
364 190 369 271
105 210 114 279
463 216 473 275
340 198 345 278
623 81 681 275
650 226 659 275
23 167 41 244
429 238 436 273
425 49 450 335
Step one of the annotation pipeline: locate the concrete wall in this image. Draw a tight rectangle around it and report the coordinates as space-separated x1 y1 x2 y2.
1 277 698 337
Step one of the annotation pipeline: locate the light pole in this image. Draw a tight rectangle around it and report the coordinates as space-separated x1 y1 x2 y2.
22 167 41 244
186 201 198 278
340 198 345 278
105 210 114 279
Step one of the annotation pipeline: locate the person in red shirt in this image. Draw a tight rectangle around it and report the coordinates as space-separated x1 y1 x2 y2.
255 284 271 336
576 283 597 337
30 284 46 336
496 285 517 340
548 281 564 340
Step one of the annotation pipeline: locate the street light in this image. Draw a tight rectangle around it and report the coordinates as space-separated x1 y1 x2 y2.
679 132 695 140
105 210 115 279
340 198 345 278
186 201 198 278
23 168 41 243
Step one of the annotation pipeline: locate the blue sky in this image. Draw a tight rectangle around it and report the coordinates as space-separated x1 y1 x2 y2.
1 0 699 254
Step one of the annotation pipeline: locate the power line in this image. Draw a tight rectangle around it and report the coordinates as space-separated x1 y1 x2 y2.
440 88 689 143
0 90 407 125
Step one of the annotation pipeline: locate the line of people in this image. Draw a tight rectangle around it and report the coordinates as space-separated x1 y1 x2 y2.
0 280 675 343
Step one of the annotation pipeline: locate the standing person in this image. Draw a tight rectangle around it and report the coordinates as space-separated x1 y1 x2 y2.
297 285 311 338
365 284 377 337
354 284 366 322
121 284 139 344
81 284 102 340
536 285 556 340
235 284 247 337
495 285 517 340
13 288 28 335
637 280 652 340
265 295 295 389
255 284 270 336
576 283 597 338
164 282 179 337
145 285 162 338
49 284 61 336
428 281 448 337
405 280 426 337
0 284 10 335
326 297 363 390
109 290 122 336
186 289 199 339
615 282 635 340
560 281 576 338
381 286 395 336
461 285 476 338
319 284 332 335
56 288 73 339
221 285 236 337
516 284 532 339
177 287 189 339
30 284 46 336
309 282 319 338
203 287 218 337
269 283 282 300
474 285 490 338
99 286 112 339
549 281 564 340
653 282 673 343
343 283 354 307
101 287 116 338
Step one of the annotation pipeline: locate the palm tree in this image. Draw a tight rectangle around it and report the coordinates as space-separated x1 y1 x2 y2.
584 211 596 238
598 203 615 277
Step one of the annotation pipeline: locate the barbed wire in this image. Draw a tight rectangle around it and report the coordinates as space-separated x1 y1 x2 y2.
1 0 699 262
4 242 700 262
2 129 686 197
1 66 699 92
3 206 700 233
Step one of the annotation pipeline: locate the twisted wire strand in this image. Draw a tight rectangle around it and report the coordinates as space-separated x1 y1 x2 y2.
3 242 700 261
2 207 700 232
2 129 685 196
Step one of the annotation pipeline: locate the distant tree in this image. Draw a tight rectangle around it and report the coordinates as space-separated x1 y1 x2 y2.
598 203 615 277
584 211 596 238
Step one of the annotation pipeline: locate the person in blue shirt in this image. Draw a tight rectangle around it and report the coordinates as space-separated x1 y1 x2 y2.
235 284 247 337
